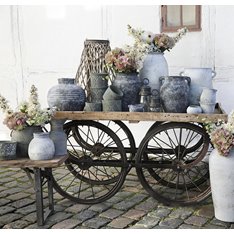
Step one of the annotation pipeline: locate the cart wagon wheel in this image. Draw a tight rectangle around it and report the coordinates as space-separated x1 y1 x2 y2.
136 122 211 206
52 120 127 204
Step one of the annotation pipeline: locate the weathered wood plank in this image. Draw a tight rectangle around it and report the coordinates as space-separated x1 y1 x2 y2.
53 103 227 123
0 155 68 168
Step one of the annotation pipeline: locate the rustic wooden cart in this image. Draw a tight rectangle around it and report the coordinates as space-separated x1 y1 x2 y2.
51 103 227 206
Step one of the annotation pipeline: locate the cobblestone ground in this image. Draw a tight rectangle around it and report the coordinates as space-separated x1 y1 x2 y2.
0 167 234 229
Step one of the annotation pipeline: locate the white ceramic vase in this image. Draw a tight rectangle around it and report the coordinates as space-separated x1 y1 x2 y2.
140 52 168 91
209 148 234 222
200 88 217 104
28 132 55 160
180 67 216 105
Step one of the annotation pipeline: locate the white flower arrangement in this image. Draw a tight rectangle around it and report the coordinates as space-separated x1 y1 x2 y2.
127 25 188 53
0 85 55 131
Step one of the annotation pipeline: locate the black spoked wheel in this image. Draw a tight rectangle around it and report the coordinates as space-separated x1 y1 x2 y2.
136 122 211 206
52 120 127 204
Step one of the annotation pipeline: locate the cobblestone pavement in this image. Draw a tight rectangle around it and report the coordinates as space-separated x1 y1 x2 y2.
0 167 234 229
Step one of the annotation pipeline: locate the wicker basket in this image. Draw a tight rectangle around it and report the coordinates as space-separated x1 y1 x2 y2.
75 39 111 99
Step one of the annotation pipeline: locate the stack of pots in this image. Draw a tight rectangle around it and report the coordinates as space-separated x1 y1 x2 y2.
102 85 123 111
84 72 108 111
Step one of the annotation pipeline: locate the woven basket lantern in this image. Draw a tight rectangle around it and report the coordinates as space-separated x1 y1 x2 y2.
75 39 111 99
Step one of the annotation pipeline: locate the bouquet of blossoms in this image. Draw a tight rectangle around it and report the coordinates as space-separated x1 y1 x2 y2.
204 111 234 156
105 47 141 73
0 85 55 131
127 24 188 53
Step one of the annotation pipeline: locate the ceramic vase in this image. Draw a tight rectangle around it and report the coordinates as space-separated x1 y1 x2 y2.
180 67 216 105
140 52 168 91
84 102 102 111
49 120 67 156
28 132 55 160
160 76 191 113
200 88 217 104
112 73 142 111
11 126 43 158
47 78 86 111
209 149 234 222
90 72 108 88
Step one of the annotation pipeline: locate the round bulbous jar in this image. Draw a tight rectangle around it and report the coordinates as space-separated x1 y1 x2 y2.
28 132 55 160
160 76 191 113
186 105 202 114
47 78 86 111
112 73 142 111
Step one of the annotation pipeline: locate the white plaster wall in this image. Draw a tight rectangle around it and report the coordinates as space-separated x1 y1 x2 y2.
0 5 234 143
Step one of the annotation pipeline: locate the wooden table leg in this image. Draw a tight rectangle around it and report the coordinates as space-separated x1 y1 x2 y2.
46 168 54 214
33 168 44 226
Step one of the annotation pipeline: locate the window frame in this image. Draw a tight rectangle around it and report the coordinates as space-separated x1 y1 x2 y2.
161 5 201 32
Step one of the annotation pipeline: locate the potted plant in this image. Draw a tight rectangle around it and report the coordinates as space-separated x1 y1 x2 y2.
0 85 55 157
205 112 234 222
127 25 188 91
105 46 144 111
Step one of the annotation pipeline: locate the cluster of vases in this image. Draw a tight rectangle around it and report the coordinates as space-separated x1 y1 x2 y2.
84 72 142 112
10 120 67 161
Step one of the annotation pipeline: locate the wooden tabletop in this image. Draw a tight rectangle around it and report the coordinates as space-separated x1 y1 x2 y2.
0 155 68 168
53 103 227 123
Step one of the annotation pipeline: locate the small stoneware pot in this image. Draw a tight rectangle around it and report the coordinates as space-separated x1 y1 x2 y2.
28 132 55 160
103 85 123 100
102 100 122 111
90 87 107 102
200 102 216 114
186 105 202 114
84 102 102 112
128 104 145 112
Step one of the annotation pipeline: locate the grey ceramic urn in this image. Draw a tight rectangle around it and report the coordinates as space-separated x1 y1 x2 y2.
47 78 86 111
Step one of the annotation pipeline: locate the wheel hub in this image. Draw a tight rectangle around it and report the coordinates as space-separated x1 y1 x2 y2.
91 142 104 156
78 156 93 170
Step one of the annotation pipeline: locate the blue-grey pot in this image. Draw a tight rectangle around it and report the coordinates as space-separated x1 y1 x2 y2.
112 73 142 111
47 78 86 111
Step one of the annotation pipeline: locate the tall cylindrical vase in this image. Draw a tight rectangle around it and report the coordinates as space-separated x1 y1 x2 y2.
49 119 67 156
11 126 43 158
209 149 234 222
112 73 142 111
139 52 168 91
